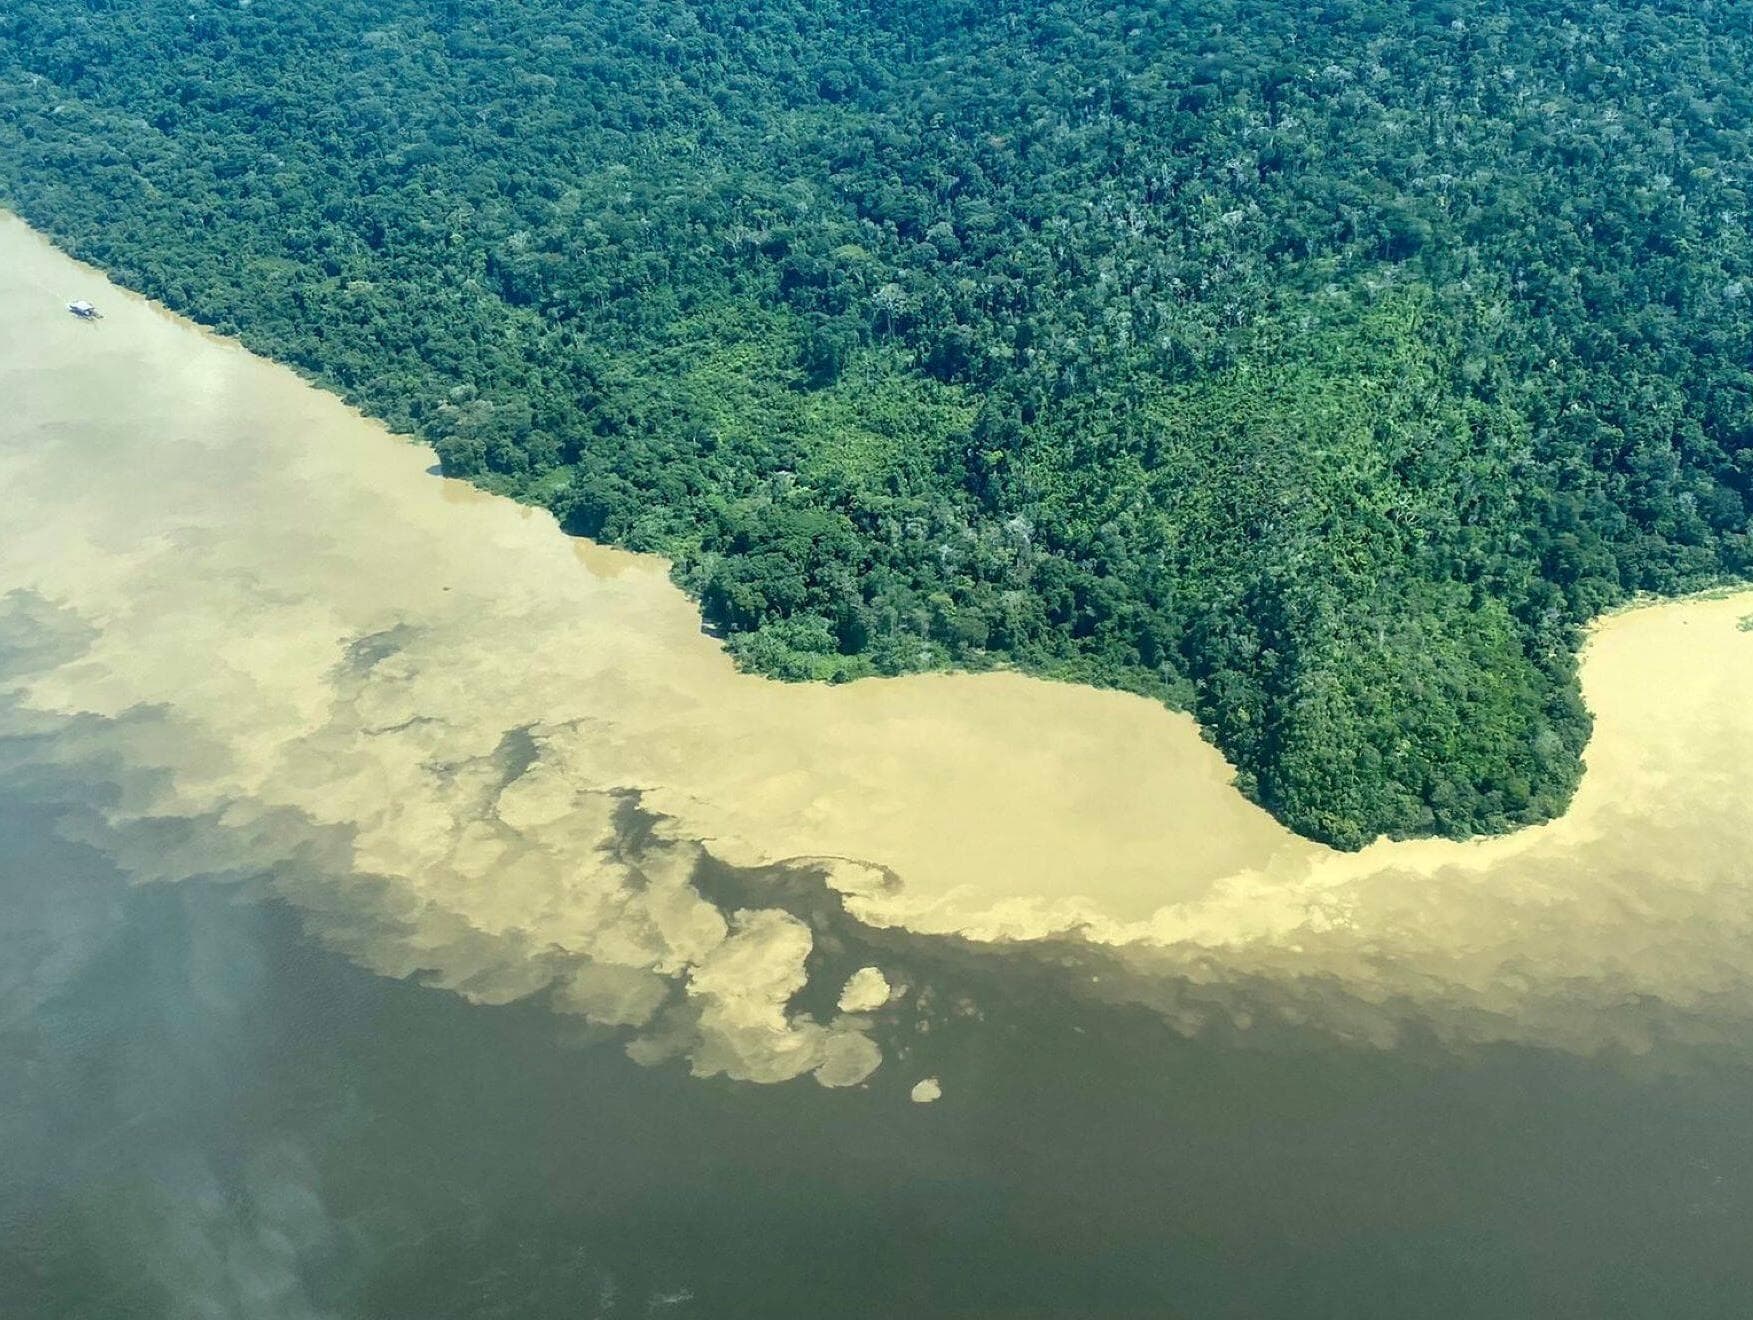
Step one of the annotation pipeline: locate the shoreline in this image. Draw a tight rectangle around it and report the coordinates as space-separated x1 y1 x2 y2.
4 209 1752 1054
2 205 1704 857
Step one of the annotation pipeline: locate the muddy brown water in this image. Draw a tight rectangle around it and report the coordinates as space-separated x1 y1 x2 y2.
4 213 1753 1317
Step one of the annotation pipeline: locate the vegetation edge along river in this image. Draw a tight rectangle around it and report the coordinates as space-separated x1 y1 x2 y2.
3 0 1749 849
8 211 1753 1046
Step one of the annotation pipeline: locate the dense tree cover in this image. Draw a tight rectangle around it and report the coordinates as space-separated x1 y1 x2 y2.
2 0 1749 847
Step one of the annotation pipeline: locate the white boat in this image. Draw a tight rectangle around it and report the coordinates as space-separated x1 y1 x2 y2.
67 300 100 320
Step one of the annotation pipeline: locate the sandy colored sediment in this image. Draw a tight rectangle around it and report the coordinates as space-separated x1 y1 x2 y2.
2 213 1751 1060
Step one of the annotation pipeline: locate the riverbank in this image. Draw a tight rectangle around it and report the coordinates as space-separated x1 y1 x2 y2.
3 211 1750 1059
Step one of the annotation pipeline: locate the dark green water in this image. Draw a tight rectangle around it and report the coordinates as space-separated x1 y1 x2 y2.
5 751 1753 1319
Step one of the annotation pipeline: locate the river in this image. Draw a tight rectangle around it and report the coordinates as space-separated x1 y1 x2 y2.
3 213 1753 1316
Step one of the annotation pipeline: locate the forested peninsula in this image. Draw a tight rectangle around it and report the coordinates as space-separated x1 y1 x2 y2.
3 0 1750 848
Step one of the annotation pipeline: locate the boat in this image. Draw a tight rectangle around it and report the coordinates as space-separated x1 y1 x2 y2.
67 300 101 320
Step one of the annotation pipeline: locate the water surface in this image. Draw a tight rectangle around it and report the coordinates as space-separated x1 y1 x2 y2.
4 215 1753 1316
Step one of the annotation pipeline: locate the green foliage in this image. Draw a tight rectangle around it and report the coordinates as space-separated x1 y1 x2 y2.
2 0 1748 847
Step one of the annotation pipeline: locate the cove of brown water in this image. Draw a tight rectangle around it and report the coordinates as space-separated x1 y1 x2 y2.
3 213 1750 1068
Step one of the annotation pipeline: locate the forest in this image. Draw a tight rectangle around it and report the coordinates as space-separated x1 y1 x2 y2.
2 0 1749 847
